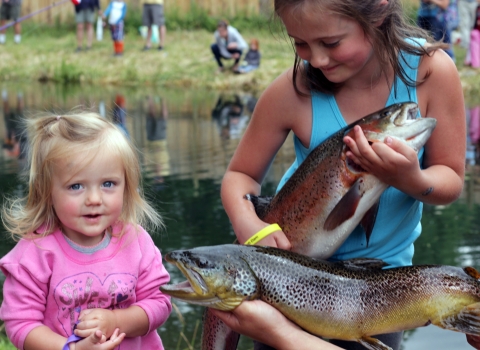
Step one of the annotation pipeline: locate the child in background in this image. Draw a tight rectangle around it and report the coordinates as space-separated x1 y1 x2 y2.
0 113 172 350
235 38 261 74
103 0 127 56
217 0 466 349
466 5 480 68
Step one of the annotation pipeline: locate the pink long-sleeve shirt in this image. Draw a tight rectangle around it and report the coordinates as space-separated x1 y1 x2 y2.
0 224 172 350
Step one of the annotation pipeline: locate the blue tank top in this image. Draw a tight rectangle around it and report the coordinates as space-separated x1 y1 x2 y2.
276 40 426 268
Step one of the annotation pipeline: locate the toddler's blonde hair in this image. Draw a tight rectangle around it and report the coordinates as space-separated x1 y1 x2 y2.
2 112 163 241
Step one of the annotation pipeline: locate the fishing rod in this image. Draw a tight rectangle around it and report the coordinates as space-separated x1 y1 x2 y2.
0 0 70 32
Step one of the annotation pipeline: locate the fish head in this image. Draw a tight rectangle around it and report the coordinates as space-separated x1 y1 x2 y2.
161 245 260 311
346 102 437 152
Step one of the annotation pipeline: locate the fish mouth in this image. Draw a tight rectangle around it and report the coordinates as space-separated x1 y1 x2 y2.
161 258 230 308
161 248 253 310
161 258 210 296
363 102 437 149
394 102 418 124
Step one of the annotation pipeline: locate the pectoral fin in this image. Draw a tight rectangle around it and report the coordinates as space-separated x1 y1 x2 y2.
358 336 393 350
360 200 380 247
324 178 363 231
437 302 480 335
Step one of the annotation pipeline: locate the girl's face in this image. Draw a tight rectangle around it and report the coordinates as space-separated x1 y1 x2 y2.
51 150 125 246
281 3 375 85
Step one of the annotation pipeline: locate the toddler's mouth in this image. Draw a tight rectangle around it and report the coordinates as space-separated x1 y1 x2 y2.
84 214 101 218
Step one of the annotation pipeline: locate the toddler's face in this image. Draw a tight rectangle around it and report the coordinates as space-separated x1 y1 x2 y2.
51 150 125 246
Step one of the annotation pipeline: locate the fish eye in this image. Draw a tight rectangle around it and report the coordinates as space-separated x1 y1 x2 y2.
197 258 210 269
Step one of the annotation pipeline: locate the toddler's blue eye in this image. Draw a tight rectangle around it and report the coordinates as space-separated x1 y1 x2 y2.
70 184 82 190
103 181 115 188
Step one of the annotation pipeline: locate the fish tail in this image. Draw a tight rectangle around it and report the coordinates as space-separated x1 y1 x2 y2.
244 194 273 219
438 302 480 335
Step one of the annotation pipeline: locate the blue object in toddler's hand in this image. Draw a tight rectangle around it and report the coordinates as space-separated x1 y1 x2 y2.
62 334 83 350
62 321 84 350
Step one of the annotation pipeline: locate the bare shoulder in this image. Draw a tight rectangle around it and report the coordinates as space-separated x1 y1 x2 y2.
417 49 464 119
254 67 312 142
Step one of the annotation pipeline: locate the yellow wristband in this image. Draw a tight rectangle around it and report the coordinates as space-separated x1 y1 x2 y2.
244 224 281 245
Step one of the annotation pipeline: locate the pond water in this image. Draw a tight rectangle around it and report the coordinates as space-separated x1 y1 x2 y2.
0 82 479 350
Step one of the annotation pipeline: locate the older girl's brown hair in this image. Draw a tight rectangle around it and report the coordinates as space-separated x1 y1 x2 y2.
2 112 163 241
274 0 447 95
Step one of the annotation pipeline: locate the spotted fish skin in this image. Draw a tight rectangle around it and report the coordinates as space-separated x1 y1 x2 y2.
161 245 480 350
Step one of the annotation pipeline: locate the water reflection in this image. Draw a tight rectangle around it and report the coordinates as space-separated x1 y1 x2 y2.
212 93 256 140
0 83 479 349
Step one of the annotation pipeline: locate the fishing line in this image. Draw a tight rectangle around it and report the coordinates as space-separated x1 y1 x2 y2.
0 0 70 32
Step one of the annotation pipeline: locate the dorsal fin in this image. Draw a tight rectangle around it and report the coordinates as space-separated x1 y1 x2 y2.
464 267 480 280
337 258 389 271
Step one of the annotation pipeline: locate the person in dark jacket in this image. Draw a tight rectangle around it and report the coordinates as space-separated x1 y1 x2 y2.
74 0 101 52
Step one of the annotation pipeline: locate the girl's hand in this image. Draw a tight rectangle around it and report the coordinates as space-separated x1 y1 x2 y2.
210 301 341 350
210 300 297 344
74 328 125 350
75 308 117 340
343 125 422 193
255 228 291 250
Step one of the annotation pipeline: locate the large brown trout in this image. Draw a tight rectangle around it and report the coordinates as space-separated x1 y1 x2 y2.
161 245 480 350
247 102 437 259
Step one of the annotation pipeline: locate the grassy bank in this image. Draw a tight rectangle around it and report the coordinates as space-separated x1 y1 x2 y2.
0 25 292 93
1 23 480 100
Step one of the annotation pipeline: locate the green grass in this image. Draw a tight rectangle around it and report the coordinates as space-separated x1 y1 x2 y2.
0 24 293 93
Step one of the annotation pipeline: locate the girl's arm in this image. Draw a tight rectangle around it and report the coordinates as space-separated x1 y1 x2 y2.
344 49 465 205
221 68 311 248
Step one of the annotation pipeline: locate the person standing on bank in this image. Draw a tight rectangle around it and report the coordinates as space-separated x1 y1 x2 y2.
0 0 22 44
74 0 101 52
141 0 166 51
211 19 248 73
